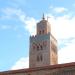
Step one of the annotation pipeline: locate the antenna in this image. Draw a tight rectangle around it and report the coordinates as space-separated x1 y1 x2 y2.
42 13 45 20
47 16 50 21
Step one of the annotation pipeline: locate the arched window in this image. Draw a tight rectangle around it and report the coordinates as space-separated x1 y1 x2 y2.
40 55 43 61
37 55 39 62
32 43 36 49
40 45 43 50
42 30 44 34
43 41 47 47
37 54 43 62
39 30 41 34
33 46 35 49
37 46 39 51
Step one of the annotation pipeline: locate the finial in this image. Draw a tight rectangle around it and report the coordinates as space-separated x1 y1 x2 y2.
42 13 45 20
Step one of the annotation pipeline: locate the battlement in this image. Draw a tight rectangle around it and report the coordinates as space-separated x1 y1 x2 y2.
30 35 37 38
30 33 50 43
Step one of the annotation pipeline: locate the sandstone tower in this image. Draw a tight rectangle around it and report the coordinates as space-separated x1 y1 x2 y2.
29 15 58 68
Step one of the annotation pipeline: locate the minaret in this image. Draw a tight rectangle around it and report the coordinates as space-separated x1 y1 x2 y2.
29 15 58 68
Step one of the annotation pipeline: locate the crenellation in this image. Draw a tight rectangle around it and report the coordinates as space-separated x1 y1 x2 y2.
30 33 50 43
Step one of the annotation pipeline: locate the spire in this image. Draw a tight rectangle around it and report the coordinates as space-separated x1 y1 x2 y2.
42 13 45 20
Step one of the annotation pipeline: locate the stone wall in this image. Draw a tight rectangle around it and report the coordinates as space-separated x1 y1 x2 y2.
1 63 75 75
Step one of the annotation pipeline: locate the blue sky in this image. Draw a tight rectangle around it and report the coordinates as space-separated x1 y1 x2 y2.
0 0 75 71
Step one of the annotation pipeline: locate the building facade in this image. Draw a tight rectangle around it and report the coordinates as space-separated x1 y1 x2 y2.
0 15 75 75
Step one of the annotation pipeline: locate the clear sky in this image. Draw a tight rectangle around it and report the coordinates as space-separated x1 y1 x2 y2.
0 0 75 71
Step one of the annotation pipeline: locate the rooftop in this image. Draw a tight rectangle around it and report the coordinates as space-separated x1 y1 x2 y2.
0 62 75 74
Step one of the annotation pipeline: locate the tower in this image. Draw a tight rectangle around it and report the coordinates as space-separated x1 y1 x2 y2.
29 15 58 68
